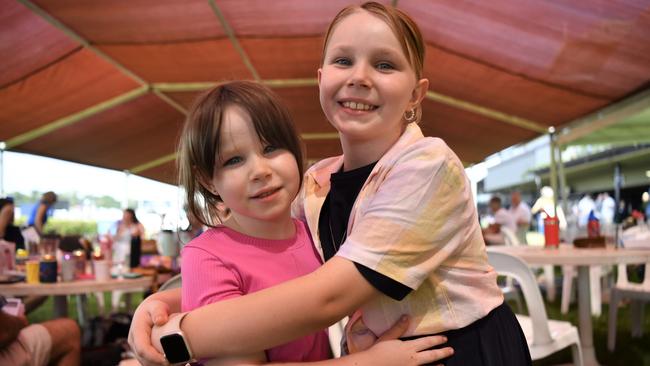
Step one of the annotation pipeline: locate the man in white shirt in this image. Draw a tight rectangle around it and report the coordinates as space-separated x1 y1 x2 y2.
483 196 517 245
509 191 531 243
577 194 596 228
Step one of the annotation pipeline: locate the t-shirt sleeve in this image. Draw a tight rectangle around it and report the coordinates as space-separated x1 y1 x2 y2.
336 142 479 290
181 245 243 312
291 174 309 222
354 262 412 300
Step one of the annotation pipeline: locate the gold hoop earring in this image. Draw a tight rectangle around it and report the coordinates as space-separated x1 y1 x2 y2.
404 108 417 123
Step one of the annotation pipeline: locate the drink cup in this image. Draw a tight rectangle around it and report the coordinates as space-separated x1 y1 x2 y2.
544 216 560 248
26 260 40 284
93 259 111 281
39 256 58 283
61 254 76 282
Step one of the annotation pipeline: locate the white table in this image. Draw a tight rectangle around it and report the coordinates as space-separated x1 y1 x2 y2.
0 276 153 326
489 244 650 366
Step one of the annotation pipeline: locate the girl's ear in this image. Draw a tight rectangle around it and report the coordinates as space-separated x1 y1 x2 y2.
408 78 429 109
317 68 322 86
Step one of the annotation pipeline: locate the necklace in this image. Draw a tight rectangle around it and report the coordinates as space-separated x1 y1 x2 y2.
328 217 347 253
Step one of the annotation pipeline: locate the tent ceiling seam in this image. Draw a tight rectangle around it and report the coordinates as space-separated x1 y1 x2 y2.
130 152 178 174
425 91 548 133
16 0 195 142
0 46 82 90
208 0 261 81
17 0 147 85
131 132 341 174
5 86 150 149
152 90 188 115
149 79 549 134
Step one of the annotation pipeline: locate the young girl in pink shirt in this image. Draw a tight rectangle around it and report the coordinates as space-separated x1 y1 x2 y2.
147 80 450 365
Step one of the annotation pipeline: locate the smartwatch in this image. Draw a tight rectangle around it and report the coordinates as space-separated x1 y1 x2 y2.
158 312 196 365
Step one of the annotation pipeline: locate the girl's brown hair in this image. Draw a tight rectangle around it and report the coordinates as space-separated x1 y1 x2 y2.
178 81 304 227
321 1 426 121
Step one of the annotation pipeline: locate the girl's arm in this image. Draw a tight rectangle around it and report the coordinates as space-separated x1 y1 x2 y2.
153 313 452 366
184 256 379 358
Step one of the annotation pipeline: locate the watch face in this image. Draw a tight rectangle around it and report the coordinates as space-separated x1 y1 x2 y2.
160 333 191 364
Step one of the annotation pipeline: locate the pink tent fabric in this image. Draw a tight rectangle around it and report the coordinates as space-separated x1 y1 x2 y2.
2 0 649 184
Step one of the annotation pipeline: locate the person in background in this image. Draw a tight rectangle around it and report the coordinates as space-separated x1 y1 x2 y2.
0 197 24 249
0 301 81 366
508 191 531 243
112 208 145 268
27 191 57 235
531 186 567 232
483 196 517 245
597 192 616 225
576 193 596 231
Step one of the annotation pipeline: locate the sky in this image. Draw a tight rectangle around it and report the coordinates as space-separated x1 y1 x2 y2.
1 151 179 205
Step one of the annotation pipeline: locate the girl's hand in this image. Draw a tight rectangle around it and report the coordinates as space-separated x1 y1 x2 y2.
127 299 171 366
346 311 411 353
357 336 454 366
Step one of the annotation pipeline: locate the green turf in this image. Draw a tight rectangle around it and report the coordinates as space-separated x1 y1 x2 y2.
27 292 145 324
514 296 650 366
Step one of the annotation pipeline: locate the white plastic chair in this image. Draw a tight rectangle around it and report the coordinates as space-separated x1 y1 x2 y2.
158 273 182 291
487 249 583 365
607 262 650 351
560 264 611 317
499 227 524 311
524 231 557 302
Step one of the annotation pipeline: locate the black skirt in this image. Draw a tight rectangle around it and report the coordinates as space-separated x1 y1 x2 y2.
402 302 532 366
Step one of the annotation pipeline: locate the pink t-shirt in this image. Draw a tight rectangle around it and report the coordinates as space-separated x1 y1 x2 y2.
181 219 330 362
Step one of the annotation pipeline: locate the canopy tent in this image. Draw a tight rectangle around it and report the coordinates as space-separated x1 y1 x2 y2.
2 0 650 185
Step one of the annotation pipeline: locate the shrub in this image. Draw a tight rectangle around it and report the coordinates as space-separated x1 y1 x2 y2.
42 219 98 236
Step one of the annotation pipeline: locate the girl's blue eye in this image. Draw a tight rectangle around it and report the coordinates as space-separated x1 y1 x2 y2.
223 156 243 166
263 145 278 154
334 58 351 66
376 62 394 70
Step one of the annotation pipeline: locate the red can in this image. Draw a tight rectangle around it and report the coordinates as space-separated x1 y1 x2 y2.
544 216 560 248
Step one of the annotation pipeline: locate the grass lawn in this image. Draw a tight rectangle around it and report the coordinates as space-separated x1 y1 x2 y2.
26 290 649 365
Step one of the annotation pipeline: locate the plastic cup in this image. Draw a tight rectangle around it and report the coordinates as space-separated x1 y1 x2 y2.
93 259 111 281
61 255 76 282
25 260 40 284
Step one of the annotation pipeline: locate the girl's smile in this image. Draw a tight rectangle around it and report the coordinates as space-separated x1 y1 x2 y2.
318 10 428 169
208 105 300 239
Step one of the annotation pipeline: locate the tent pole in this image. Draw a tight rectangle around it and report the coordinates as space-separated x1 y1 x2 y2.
123 170 130 209
549 128 558 217
557 144 569 216
614 163 622 211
